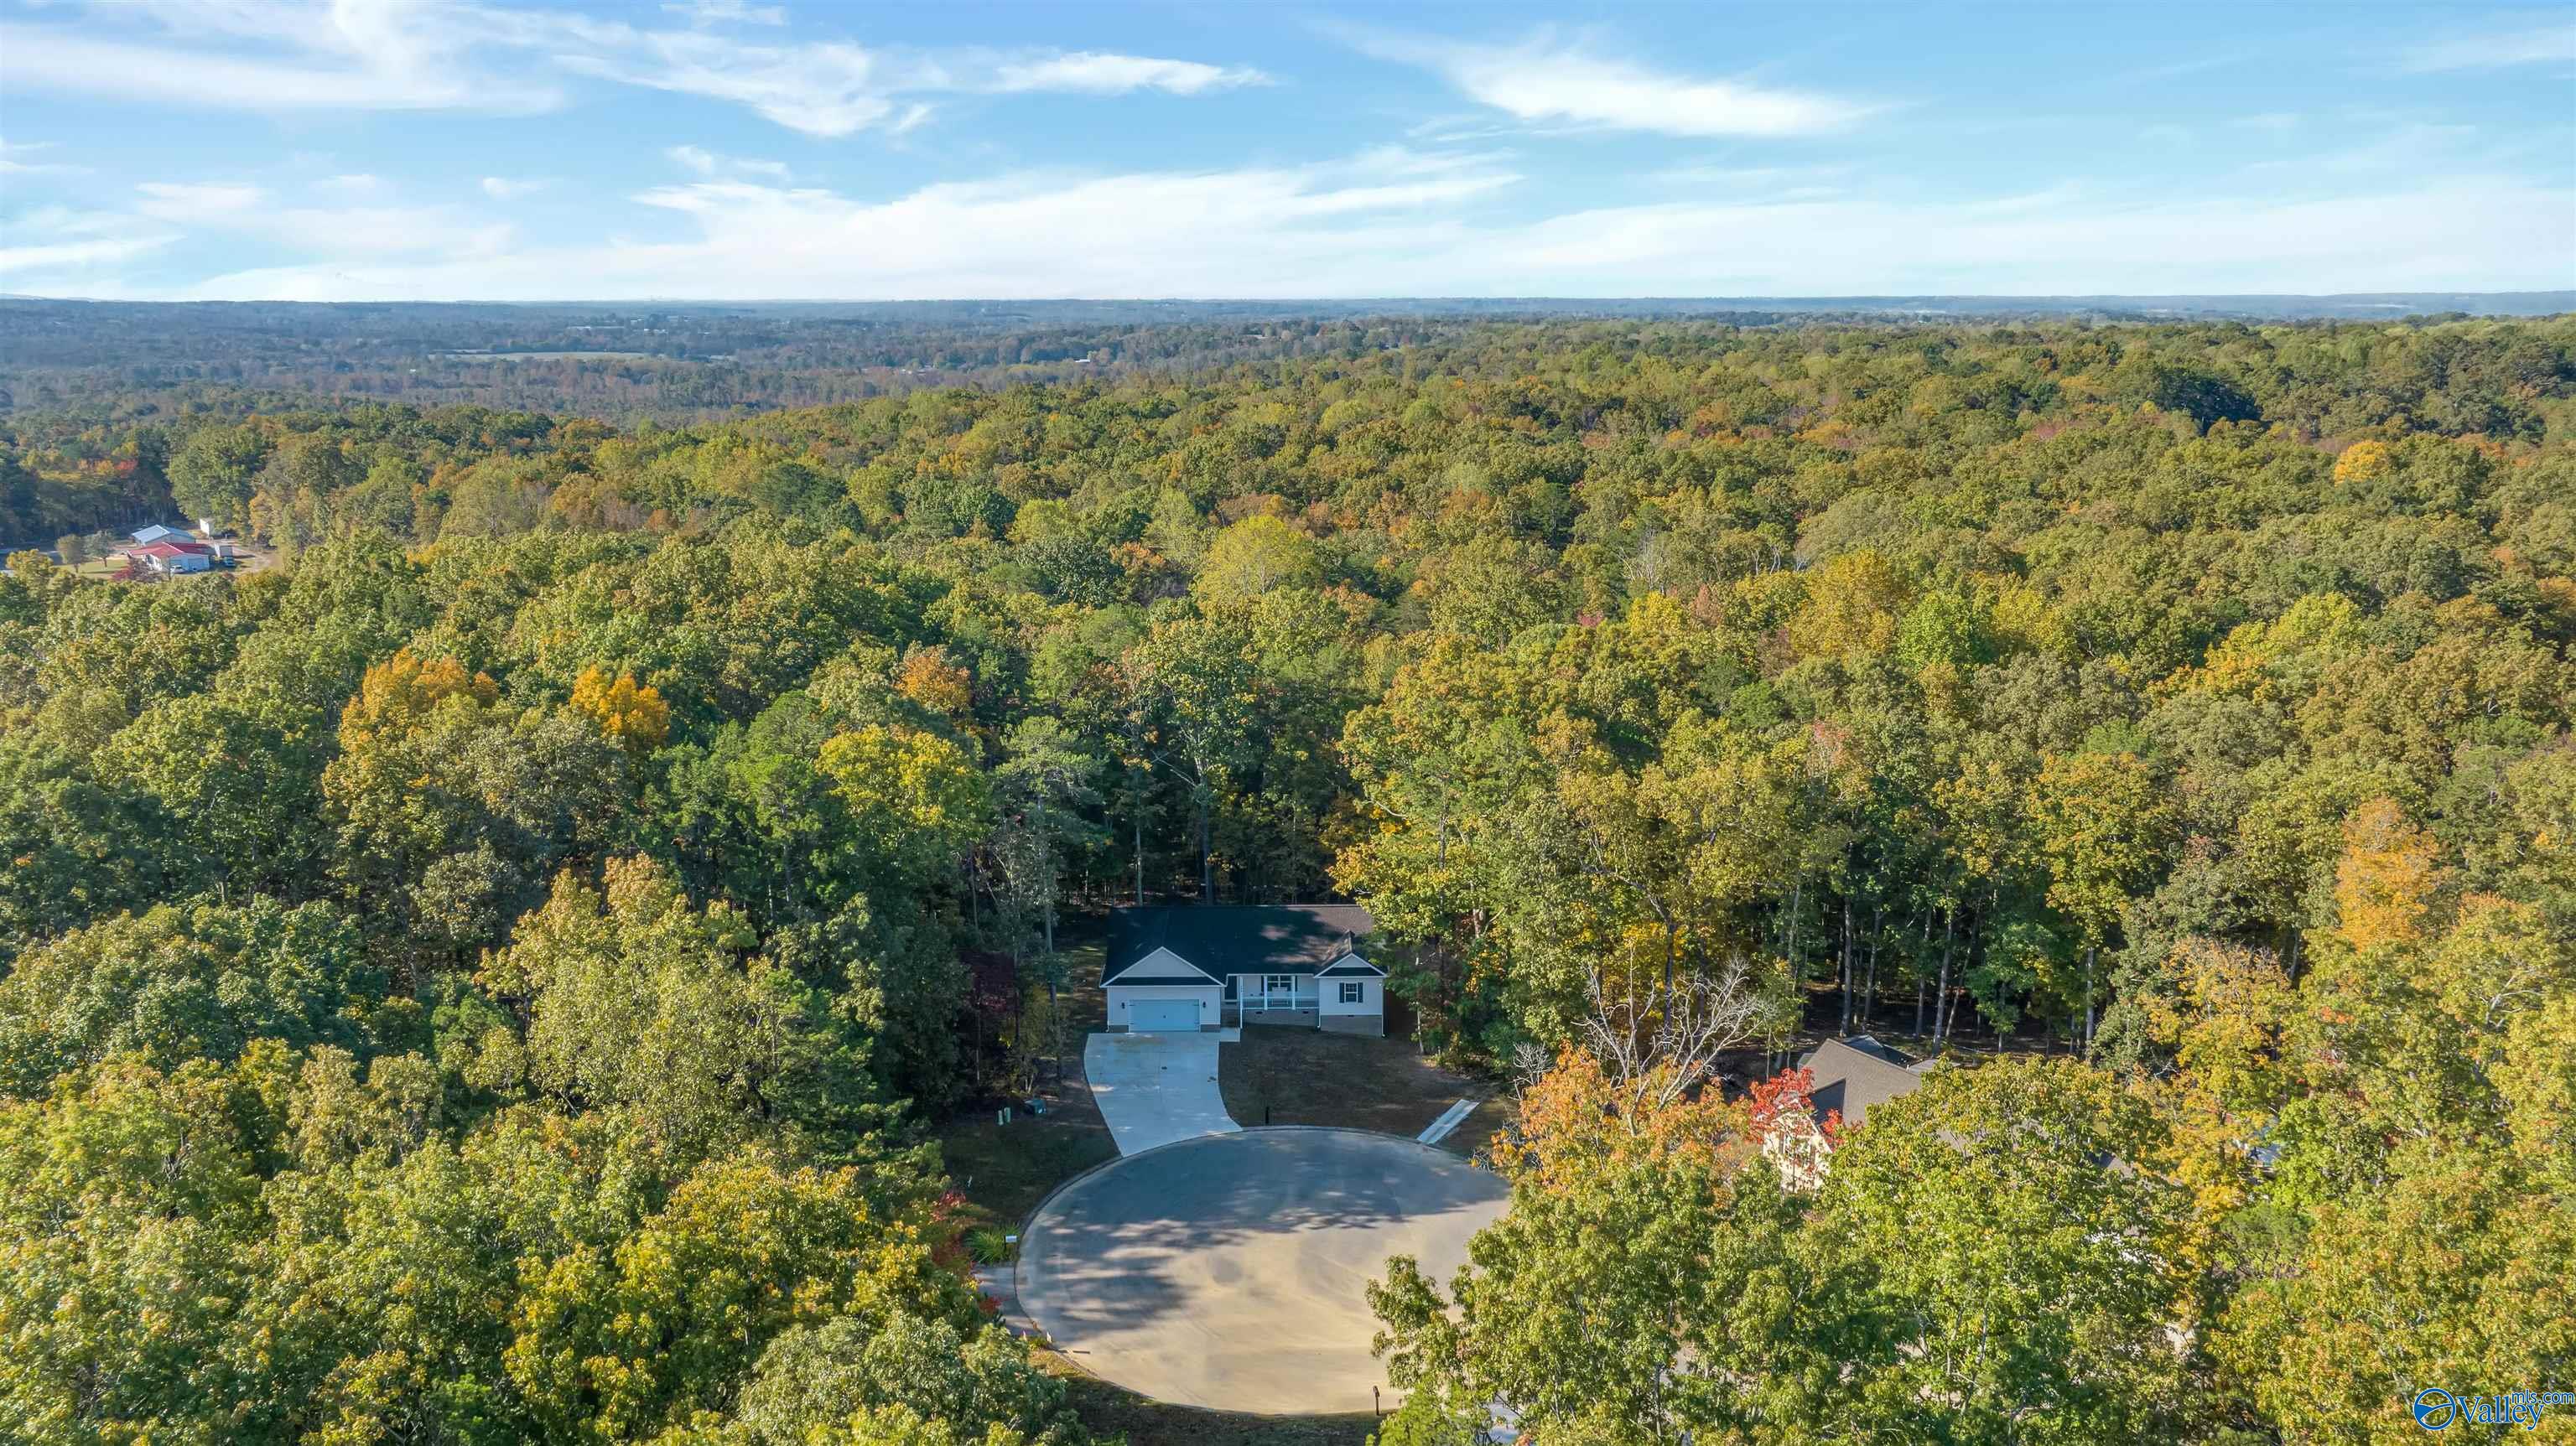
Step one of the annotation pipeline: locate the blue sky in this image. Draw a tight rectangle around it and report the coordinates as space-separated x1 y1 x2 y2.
3 1 2571 300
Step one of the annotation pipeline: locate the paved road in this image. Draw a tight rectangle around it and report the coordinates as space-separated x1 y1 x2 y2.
1083 1030 1242 1155
1015 1127 1509 1414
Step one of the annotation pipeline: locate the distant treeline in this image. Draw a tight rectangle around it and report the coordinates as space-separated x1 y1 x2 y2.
6 294 2571 424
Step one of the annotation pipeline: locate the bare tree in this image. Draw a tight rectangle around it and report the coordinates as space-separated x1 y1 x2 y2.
1576 955 1781 1111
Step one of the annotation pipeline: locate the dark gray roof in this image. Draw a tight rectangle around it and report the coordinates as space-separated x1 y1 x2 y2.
1840 1034 1916 1068
1104 904 1374 985
1796 1037 1927 1130
1107 975 1223 987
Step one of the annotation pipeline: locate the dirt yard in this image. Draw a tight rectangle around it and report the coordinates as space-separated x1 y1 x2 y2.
1218 1024 1507 1158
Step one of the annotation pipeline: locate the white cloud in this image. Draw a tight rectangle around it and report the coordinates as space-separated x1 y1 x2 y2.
0 138 86 175
1470 181 2574 295
665 145 790 179
989 52 1268 96
1 3 1269 137
163 149 1504 300
662 0 785 24
134 181 268 220
0 7 564 114
259 207 514 257
119 148 2570 303
1353 28 1872 137
0 205 179 281
2404 20 2576 71
319 173 387 194
0 235 180 276
480 175 550 200
555 30 904 137
110 179 514 265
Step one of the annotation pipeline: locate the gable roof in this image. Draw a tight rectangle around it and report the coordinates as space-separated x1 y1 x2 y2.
1795 1036 1929 1130
1104 904 1374 986
1112 945 1220 986
128 542 210 562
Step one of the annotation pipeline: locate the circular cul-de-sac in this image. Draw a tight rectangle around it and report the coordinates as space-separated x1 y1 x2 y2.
1013 1127 1509 1414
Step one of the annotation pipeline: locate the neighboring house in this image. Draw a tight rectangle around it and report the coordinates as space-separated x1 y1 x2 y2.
1797 1035 1936 1131
1758 1035 1938 1189
1102 904 1385 1035
122 541 214 574
130 524 190 545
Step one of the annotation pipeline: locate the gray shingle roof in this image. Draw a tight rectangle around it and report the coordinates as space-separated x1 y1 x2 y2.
1796 1036 1929 1130
1103 904 1374 985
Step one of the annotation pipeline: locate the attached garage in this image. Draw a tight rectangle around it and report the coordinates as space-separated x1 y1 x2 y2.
1105 981 1221 1033
1127 998 1204 1033
1104 943 1224 1033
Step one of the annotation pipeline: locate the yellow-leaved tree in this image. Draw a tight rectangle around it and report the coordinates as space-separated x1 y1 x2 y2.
2333 796 2447 952
568 666 671 755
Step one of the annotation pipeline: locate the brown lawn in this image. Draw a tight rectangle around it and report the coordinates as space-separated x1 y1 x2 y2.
1218 1024 1506 1160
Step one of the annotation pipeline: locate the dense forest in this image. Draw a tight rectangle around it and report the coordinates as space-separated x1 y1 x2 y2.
4 314 2573 1443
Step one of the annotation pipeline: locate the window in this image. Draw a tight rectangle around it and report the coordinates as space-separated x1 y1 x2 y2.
1338 981 1366 1005
1265 974 1296 994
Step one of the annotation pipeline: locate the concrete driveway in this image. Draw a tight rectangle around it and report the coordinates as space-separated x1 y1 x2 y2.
1083 1029 1242 1156
1015 1127 1510 1413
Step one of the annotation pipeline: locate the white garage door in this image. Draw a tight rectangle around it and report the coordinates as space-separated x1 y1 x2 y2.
1130 998 1201 1033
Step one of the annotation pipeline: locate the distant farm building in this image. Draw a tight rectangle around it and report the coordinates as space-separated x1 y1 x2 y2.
122 540 216 575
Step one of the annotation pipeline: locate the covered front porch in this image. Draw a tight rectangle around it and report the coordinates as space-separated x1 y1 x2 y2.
1226 973 1318 1027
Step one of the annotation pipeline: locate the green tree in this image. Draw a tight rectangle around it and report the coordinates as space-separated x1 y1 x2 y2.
1126 611 1259 899
1193 514 1322 604
1803 1056 2194 1443
2029 749 2175 1050
0 894 381 1096
167 423 268 531
475 858 874 1160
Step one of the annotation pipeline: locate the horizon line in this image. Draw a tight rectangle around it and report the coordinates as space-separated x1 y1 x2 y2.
6 291 2573 308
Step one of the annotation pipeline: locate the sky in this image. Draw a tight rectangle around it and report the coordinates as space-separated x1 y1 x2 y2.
2 0 2572 302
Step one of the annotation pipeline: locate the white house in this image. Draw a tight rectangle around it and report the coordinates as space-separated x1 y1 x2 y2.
1102 904 1385 1035
122 541 215 574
